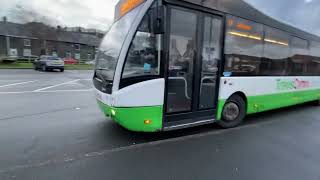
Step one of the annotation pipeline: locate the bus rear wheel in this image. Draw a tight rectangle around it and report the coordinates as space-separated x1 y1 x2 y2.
217 95 246 128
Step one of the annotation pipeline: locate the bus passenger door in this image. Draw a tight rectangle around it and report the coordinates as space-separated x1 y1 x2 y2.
164 6 223 129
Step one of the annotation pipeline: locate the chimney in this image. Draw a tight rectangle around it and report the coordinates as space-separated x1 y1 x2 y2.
2 16 7 23
57 25 62 31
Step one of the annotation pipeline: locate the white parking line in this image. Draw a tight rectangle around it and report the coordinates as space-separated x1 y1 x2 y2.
0 81 36 88
0 89 94 94
33 79 81 92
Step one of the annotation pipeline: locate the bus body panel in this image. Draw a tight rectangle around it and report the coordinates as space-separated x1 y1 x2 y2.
96 78 165 132
113 78 165 107
97 101 163 132
217 76 320 120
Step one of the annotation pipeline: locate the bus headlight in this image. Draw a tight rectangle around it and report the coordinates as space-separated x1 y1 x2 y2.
111 109 116 116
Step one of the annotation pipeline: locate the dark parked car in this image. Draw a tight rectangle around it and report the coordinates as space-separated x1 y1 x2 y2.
33 56 65 72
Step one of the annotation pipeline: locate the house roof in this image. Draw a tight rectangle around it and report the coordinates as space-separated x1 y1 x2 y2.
0 21 36 38
0 21 102 46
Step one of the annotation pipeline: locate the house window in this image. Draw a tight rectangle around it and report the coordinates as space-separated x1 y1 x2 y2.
66 52 72 58
24 39 31 47
74 44 80 51
52 51 58 57
87 53 92 60
23 49 31 57
75 53 81 60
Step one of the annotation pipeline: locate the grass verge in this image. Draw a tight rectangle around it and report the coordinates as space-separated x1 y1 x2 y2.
0 63 32 69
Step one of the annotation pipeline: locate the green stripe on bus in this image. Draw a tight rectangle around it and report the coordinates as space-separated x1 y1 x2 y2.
97 101 163 132
97 89 319 131
247 89 320 114
216 100 226 120
217 89 320 120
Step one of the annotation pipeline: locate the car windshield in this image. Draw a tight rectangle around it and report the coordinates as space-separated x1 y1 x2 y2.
95 4 144 81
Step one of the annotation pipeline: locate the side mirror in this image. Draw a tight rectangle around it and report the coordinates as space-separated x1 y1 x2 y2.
150 6 165 34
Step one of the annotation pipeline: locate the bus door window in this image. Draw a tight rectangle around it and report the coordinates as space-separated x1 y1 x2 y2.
199 16 222 109
182 40 195 72
169 39 182 75
167 8 197 113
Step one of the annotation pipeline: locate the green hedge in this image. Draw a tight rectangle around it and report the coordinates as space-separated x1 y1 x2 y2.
0 63 32 69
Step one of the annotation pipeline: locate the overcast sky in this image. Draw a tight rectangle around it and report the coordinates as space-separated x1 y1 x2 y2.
245 0 320 36
0 0 319 35
0 0 119 30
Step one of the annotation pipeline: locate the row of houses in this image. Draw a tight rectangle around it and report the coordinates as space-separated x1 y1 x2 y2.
0 18 104 61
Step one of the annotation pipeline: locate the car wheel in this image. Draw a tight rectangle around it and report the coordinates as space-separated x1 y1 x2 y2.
33 65 37 70
60 68 64 72
42 65 47 72
217 95 246 128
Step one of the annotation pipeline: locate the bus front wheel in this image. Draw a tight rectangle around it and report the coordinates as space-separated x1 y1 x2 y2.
218 95 246 128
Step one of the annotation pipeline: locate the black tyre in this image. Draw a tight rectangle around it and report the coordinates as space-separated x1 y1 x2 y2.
314 99 320 106
41 65 47 72
60 68 64 72
217 95 246 128
33 65 37 70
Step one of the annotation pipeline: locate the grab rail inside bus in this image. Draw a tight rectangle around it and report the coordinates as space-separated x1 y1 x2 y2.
200 76 216 94
168 77 191 99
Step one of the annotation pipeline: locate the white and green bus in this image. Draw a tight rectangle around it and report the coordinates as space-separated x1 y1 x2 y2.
94 0 320 132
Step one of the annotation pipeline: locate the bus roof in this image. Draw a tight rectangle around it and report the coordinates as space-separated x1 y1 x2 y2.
172 0 320 42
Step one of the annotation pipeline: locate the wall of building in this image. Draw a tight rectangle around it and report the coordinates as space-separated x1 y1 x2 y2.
46 40 96 60
0 21 102 60
9 37 24 57
31 39 42 56
0 36 7 56
79 44 96 60
0 36 97 60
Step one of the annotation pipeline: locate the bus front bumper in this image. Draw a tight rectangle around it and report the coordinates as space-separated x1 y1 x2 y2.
97 100 163 132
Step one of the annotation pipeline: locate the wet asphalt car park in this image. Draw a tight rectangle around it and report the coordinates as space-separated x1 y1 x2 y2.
0 69 319 180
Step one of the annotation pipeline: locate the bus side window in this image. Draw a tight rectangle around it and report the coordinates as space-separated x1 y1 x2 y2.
224 16 264 76
289 37 309 76
309 41 320 76
262 27 290 76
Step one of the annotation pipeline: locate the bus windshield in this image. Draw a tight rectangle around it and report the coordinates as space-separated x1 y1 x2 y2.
95 3 144 81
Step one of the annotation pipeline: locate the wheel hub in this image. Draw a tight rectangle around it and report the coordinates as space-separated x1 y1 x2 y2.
223 102 240 121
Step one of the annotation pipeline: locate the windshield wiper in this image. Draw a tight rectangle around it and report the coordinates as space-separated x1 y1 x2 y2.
95 68 112 86
96 68 109 72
